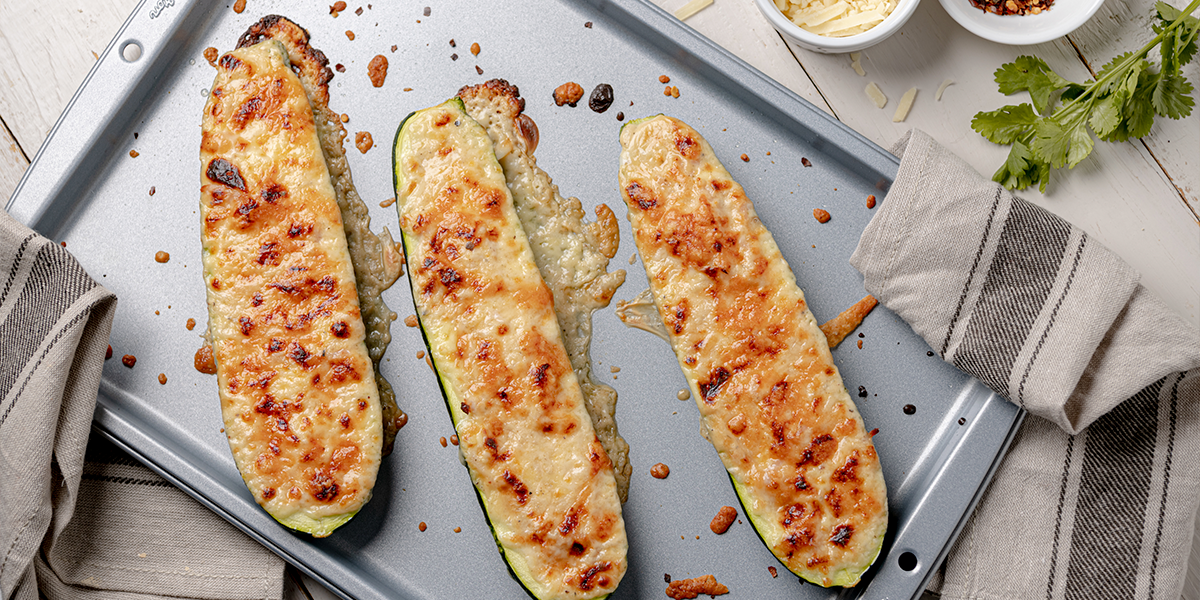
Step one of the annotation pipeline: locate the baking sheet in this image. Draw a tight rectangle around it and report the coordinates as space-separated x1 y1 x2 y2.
6 0 1024 598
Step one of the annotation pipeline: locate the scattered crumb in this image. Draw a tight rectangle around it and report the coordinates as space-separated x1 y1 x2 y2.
330 1 347 16
203 47 219 67
440 436 447 447
768 566 778 578
650 463 670 479
665 574 672 583
425 355 434 371
129 150 139 158
677 389 690 400
60 241 66 247
340 113 350 123
106 345 113 360
451 53 458 61
368 54 388 87
403 87 413 92
186 318 196 331
663 85 673 96
122 355 137 368
449 39 456 47
867 194 876 209
820 295 878 348
659 74 671 84
355 131 374 154
391 45 398 52
155 251 170 263
345 30 355 41
475 65 483 75
554 82 585 107
379 197 396 208
450 434 459 446
416 350 425 359
335 63 345 72
671 86 680 98
740 153 749 162
355 6 364 15
629 254 637 265
453 527 462 533
232 0 246 13
470 42 480 56
710 506 737 534
423 6 431 16
405 315 419 327
585 21 593 27
154 310 160 316
665 575 729 599
158 373 167 385
813 208 831 223
418 522 427 531
609 366 621 373
858 339 863 349
801 157 812 167
616 111 624 121
149 186 156 196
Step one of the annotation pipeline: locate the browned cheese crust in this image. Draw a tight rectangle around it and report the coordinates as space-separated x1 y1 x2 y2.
619 115 887 586
200 40 381 531
238 15 406 454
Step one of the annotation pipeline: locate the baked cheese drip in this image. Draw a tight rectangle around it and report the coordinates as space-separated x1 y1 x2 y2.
237 15 406 455
618 115 887 587
457 80 632 503
200 40 381 537
395 99 627 599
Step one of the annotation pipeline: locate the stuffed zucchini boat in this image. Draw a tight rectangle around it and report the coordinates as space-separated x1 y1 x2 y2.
392 98 627 599
618 115 888 587
199 39 382 537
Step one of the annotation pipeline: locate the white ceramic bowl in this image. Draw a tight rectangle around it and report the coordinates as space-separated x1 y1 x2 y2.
937 0 1106 45
754 0 923 53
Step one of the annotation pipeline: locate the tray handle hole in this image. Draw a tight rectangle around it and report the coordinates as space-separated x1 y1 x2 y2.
898 552 918 572
121 41 143 62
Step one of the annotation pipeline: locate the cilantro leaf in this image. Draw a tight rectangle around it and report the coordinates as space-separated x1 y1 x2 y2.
1126 69 1160 137
992 141 1048 191
1089 93 1124 138
994 56 1072 113
1153 68 1196 117
971 104 1039 144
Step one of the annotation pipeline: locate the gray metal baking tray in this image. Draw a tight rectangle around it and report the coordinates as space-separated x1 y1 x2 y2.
6 0 1024 598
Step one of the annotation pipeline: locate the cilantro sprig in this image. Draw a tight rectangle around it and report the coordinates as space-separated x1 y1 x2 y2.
972 0 1199 191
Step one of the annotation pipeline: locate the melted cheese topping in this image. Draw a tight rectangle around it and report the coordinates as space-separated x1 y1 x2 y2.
457 80 631 502
395 100 626 599
199 41 381 536
618 115 887 587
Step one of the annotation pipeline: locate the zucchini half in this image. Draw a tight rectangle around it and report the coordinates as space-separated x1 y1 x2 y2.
392 98 627 599
618 115 888 587
199 40 382 537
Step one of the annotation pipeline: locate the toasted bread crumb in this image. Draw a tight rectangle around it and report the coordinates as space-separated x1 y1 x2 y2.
710 506 737 534
813 208 831 223
665 575 729 599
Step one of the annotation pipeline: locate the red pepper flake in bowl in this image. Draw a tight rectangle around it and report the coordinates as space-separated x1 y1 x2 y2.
970 0 1051 15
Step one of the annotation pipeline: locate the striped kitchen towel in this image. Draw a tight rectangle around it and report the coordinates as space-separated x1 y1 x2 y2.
0 208 284 600
851 129 1200 600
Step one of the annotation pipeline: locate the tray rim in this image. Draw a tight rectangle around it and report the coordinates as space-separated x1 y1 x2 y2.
6 0 1029 598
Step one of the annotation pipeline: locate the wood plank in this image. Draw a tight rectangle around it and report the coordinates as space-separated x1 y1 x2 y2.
772 0 1200 329
0 120 28 204
0 0 139 156
655 0 835 114
1069 0 1200 216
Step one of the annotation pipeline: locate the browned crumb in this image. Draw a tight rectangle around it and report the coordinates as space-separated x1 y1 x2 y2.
194 344 217 375
418 521 427 531
330 1 347 16
416 350 425 359
335 63 345 72
470 42 480 56
186 318 196 331
449 39 456 47
801 157 813 167
820 295 878 348
355 131 374 154
671 86 680 98
129 150 139 158
403 87 413 92
148 186 156 196
423 6 431 16
665 575 729 599
475 65 483 75
154 251 169 263
659 74 671 83
663 85 672 96
710 506 738 534
650 463 670 479
813 208 831 223
451 53 458 61
345 30 355 41
553 82 585 107
122 355 137 368
154 310 160 316
232 0 246 13
391 44 398 52
740 153 749 162
425 355 434 371
203 47 219 66
341 113 350 123
355 6 364 15
379 197 396 208
106 345 113 360
867 194 877 208
453 527 462 533
768 566 778 578
158 373 168 385
858 339 864 349
617 112 625 121
60 241 66 247
440 436 447 447
404 314 419 327
395 412 408 430
585 21 593 27
368 54 388 87
450 434 459 446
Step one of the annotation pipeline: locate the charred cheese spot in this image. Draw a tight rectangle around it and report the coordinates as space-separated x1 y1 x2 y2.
207 158 247 190
699 366 730 403
625 182 656 210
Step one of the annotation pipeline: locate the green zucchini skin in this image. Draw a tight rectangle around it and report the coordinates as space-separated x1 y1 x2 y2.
392 99 626 600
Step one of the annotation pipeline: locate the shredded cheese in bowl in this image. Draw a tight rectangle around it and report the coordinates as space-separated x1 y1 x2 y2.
774 0 900 36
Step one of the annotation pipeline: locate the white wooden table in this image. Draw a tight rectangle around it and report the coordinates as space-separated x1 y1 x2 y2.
2 0 1196 598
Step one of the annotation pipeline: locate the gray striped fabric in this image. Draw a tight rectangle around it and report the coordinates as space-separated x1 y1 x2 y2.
0 209 284 600
851 130 1200 600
